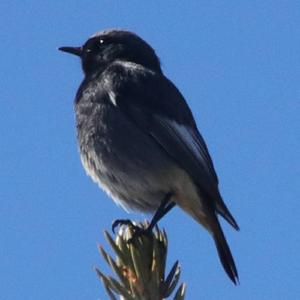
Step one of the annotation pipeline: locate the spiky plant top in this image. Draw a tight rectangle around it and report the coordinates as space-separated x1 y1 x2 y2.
96 222 186 300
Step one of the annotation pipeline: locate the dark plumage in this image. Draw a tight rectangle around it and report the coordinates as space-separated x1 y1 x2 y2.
59 29 239 283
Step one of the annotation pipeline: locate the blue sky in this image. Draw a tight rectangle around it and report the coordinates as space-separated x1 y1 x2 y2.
1 1 299 299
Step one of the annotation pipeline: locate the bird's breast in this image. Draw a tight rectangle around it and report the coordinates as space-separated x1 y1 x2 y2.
75 99 171 211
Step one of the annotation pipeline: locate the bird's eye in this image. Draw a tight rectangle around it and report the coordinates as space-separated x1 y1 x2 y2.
99 39 105 44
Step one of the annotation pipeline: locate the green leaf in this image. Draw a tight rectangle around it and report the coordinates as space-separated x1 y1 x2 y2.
104 231 127 265
173 283 186 300
107 276 135 300
162 261 180 297
130 241 147 287
165 264 181 297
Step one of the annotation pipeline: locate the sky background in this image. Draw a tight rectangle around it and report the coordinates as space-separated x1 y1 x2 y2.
1 1 299 299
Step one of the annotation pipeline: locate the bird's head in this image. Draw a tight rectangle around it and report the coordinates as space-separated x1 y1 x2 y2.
59 29 162 76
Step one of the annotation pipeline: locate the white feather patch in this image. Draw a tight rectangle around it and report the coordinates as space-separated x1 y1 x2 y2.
108 90 117 106
167 120 203 162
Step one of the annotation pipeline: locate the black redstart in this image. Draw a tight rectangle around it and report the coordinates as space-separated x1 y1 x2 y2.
59 29 239 284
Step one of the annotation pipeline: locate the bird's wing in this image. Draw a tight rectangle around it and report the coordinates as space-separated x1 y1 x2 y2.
103 61 238 229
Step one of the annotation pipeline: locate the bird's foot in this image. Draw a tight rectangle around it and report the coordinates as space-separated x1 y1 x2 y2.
112 219 152 243
112 219 135 233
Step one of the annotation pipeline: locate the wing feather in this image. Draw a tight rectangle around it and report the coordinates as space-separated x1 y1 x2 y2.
103 61 239 229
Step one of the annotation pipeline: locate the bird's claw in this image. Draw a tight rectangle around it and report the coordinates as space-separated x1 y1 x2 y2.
112 219 134 233
112 219 152 243
127 226 152 244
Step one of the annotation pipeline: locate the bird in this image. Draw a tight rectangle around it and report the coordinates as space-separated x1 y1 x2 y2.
59 29 239 284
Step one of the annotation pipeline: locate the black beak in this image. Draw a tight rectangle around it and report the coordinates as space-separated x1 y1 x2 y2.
58 46 83 57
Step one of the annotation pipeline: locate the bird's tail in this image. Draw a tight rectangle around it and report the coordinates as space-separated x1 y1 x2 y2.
212 217 239 284
172 183 239 283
